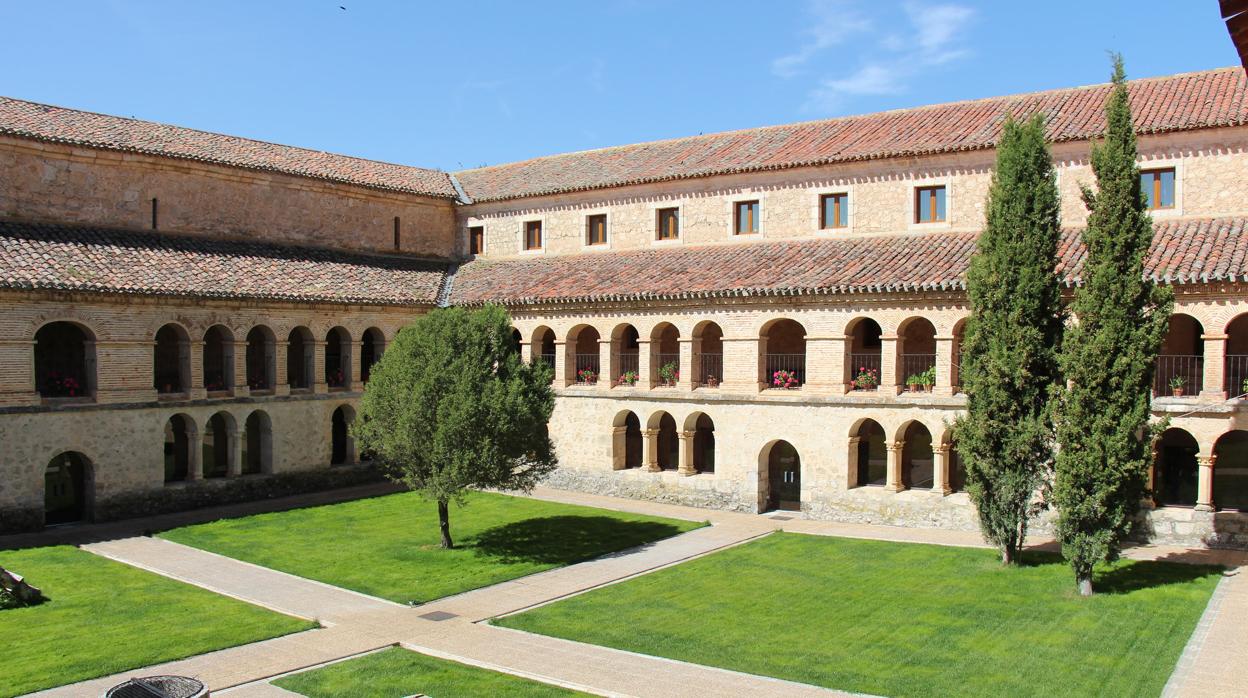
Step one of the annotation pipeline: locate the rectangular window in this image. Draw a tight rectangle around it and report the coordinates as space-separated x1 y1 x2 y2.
656 207 680 240
1141 168 1176 210
524 220 543 250
915 185 947 224
586 214 608 246
734 200 760 235
820 193 848 229
468 226 484 255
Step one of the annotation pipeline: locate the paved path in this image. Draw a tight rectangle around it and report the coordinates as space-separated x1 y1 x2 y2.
28 487 1248 698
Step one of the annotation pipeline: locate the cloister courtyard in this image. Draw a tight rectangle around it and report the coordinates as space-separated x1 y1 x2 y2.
2 484 1243 698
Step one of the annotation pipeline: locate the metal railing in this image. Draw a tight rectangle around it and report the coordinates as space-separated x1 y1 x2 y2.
900 353 937 390
654 352 680 384
614 351 639 383
1154 355 1203 396
699 353 723 386
765 353 806 388
849 353 882 390
574 353 600 384
1226 355 1248 396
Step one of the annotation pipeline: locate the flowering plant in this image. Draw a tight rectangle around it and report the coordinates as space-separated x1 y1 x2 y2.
42 370 82 397
617 370 639 386
772 369 800 389
852 366 879 390
328 369 345 387
658 362 679 385
249 373 268 390
1168 375 1186 391
577 368 598 384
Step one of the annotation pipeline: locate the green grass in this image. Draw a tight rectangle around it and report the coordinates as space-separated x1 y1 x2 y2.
274 646 591 697
0 546 314 697
496 533 1222 698
160 491 703 604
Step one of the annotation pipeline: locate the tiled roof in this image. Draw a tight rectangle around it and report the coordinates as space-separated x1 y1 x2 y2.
455 68 1248 202
0 97 460 199
0 221 450 306
449 217 1248 307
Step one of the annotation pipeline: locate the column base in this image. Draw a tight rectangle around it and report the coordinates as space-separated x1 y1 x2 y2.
1199 390 1229 401
645 464 661 473
677 467 697 477
1195 503 1215 512
885 484 905 493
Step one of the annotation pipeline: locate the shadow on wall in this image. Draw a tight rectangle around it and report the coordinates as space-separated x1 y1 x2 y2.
470 515 688 565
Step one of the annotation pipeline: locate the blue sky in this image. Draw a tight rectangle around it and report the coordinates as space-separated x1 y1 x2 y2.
0 2 1237 172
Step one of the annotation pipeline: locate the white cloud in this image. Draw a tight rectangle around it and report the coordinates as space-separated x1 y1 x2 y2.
806 64 906 112
771 0 872 78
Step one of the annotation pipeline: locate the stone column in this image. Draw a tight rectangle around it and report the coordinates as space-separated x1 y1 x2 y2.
554 339 570 386
678 430 697 476
880 334 901 395
274 341 291 396
189 340 207 400
933 443 952 494
846 436 861 488
188 429 203 481
1196 455 1216 511
756 333 769 390
232 341 250 397
678 338 693 390
643 428 660 472
885 440 905 492
597 338 612 389
611 426 628 470
312 340 329 394
520 340 533 364
349 341 365 391
934 334 956 396
227 422 242 477
1202 333 1228 399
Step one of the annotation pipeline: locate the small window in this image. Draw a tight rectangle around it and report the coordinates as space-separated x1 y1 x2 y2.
1141 168 1175 210
524 221 543 251
468 226 484 255
734 200 760 235
915 185 947 224
820 193 848 229
656 207 680 240
586 214 608 246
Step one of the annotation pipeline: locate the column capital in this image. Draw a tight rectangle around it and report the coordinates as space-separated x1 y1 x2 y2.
679 430 696 440
887 441 904 453
1198 455 1217 468
642 428 659 438
934 443 952 455
847 436 862 446
611 425 629 435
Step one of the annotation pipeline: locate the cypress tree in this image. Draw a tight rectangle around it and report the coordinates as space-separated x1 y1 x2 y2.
1052 56 1173 596
953 113 1064 565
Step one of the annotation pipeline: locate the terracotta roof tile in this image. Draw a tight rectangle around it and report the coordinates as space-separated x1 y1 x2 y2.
455 68 1248 202
0 97 460 199
450 217 1248 307
0 221 449 306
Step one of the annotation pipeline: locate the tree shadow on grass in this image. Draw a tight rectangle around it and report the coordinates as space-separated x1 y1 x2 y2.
1016 549 1224 595
469 515 687 565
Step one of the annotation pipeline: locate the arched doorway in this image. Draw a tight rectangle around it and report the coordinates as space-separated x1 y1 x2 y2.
654 412 679 470
764 441 801 511
202 412 233 478
1153 428 1198 506
332 405 355 465
1226 315 1248 395
164 414 193 483
853 419 887 487
1213 430 1248 510
35 321 94 399
692 413 715 474
613 411 643 470
45 452 90 525
901 422 934 489
244 410 272 475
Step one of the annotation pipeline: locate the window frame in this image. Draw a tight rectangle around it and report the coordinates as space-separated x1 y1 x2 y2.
468 225 485 256
522 219 544 253
733 199 761 236
913 185 948 225
586 213 609 247
819 192 849 230
655 206 681 242
1141 167 1177 211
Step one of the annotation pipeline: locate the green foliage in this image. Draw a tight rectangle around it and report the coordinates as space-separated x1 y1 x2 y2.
953 113 1064 564
354 305 557 547
1053 56 1174 595
658 361 679 383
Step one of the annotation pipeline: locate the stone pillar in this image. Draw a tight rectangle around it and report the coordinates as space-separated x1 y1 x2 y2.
933 443 952 494
678 430 697 476
520 340 533 364
189 340 207 400
597 338 612 389
678 338 693 390
720 335 760 392
554 339 570 386
846 436 861 488
611 426 627 470
0 339 39 406
804 336 838 392
1201 333 1228 399
188 429 203 481
885 440 905 492
643 428 660 472
756 333 770 390
227 422 242 477
934 335 956 396
350 341 365 391
880 334 901 395
274 341 291 396
637 339 653 388
312 340 328 394
1196 455 1216 511
232 341 250 398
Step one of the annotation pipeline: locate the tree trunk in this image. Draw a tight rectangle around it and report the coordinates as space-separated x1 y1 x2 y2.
1077 575 1093 597
438 499 454 549
1001 544 1015 565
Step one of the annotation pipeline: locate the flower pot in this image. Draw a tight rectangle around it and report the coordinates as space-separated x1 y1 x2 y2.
908 383 920 392
925 385 934 393
1172 388 1183 397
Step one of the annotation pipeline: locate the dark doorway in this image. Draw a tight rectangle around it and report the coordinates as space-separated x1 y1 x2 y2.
1155 428 1199 506
164 414 191 482
656 413 678 470
624 412 642 469
45 452 89 525
693 413 715 474
767 441 801 511
332 406 350 465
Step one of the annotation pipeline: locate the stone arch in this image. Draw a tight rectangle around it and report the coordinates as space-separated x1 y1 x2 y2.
202 325 235 392
684 412 715 474
845 316 883 391
154 323 191 395
760 439 802 512
44 451 93 526
650 322 681 387
164 413 196 483
612 410 643 470
1212 430 1248 510
531 326 557 373
938 426 967 494
287 326 315 390
1226 314 1248 396
610 323 641 386
951 316 969 392
647 410 679 471
243 410 273 475
325 326 352 388
760 318 806 388
1154 427 1199 506
245 325 277 392
34 320 96 399
1156 314 1205 396
849 418 887 487
898 420 935 490
331 404 356 466
693 320 724 387
202 411 237 478
567 324 601 385
896 316 937 391
361 327 386 383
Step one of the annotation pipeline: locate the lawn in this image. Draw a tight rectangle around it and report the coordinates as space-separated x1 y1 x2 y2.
0 546 314 697
274 646 591 697
496 533 1223 698
160 491 703 604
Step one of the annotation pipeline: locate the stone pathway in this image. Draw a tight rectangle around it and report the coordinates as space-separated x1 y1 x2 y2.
25 487 1248 698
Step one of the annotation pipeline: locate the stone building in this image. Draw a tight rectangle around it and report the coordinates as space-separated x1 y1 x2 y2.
3 67 1248 547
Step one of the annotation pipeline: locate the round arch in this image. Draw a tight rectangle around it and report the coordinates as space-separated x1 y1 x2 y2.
45 451 93 525
325 326 352 388
164 413 197 483
361 327 386 383
1212 430 1248 510
759 439 801 512
692 320 724 387
567 324 602 385
1157 314 1205 396
651 322 681 386
898 420 935 490
609 323 641 386
34 320 96 399
760 318 806 388
246 325 277 392
331 404 356 466
850 418 887 487
845 317 883 390
202 411 237 478
684 412 715 474
612 410 643 470
202 325 235 392
896 317 937 391
244 410 273 475
287 326 315 390
1154 428 1199 506
154 323 191 395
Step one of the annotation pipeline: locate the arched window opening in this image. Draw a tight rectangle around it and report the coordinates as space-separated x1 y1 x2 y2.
154 324 190 395
570 326 601 385
854 419 887 487
694 322 724 388
1213 431 1248 510
652 323 681 388
361 328 385 383
765 441 801 511
202 412 232 478
847 318 883 391
693 413 715 474
762 319 806 388
325 327 351 389
45 452 91 525
202 325 234 393
331 405 355 465
244 411 272 475
1154 428 1198 506
611 324 640 387
35 321 94 399
1156 315 1204 397
246 326 276 392
948 438 967 493
164 414 192 483
657 413 679 470
287 327 314 390
510 328 523 356
952 318 968 393
613 411 643 470
1227 315 1248 396
901 422 934 489
898 318 937 392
